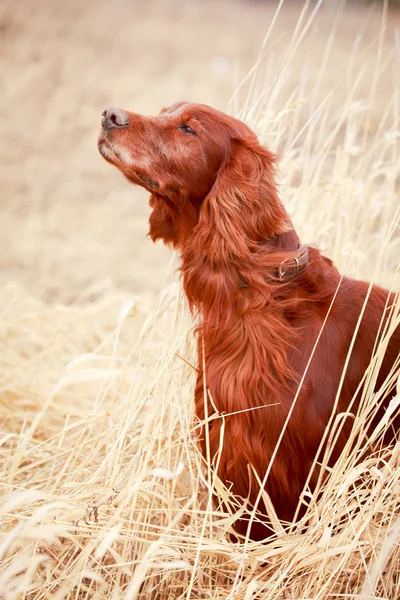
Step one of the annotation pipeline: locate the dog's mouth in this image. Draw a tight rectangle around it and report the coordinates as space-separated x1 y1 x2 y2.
98 136 121 164
98 137 160 191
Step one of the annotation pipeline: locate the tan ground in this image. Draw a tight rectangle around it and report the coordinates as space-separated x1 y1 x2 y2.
1 0 399 310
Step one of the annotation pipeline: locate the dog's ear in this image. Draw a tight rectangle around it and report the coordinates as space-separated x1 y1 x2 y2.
180 138 293 313
194 139 288 266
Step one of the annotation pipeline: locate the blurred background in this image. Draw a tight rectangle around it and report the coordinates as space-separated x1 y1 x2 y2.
1 0 399 307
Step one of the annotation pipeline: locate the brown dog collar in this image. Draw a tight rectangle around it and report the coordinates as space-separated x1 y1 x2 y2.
240 244 309 287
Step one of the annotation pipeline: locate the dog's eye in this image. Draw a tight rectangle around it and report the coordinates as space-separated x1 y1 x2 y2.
179 124 197 136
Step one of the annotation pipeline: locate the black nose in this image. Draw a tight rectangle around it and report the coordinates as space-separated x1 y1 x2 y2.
101 107 129 130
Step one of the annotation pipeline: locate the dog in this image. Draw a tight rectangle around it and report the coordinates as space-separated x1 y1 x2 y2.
98 102 399 541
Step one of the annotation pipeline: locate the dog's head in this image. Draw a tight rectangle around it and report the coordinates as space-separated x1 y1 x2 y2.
98 102 287 253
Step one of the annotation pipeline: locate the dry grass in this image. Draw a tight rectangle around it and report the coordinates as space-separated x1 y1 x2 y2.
1 1 400 599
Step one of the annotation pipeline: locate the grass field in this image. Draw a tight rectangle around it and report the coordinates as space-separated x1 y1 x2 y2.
1 1 400 598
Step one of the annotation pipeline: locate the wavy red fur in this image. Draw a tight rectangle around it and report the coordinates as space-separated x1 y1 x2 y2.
98 102 400 541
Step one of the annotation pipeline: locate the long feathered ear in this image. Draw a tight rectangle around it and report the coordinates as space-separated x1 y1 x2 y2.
181 137 296 313
193 139 290 267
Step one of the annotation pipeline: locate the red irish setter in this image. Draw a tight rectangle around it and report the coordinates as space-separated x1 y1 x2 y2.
98 102 400 541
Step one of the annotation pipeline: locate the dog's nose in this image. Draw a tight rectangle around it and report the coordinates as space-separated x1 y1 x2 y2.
101 107 129 130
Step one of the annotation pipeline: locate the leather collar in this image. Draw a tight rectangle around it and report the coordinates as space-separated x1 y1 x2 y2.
240 244 309 287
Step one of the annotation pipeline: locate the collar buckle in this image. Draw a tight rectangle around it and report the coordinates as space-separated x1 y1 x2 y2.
278 255 300 280
277 247 308 282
